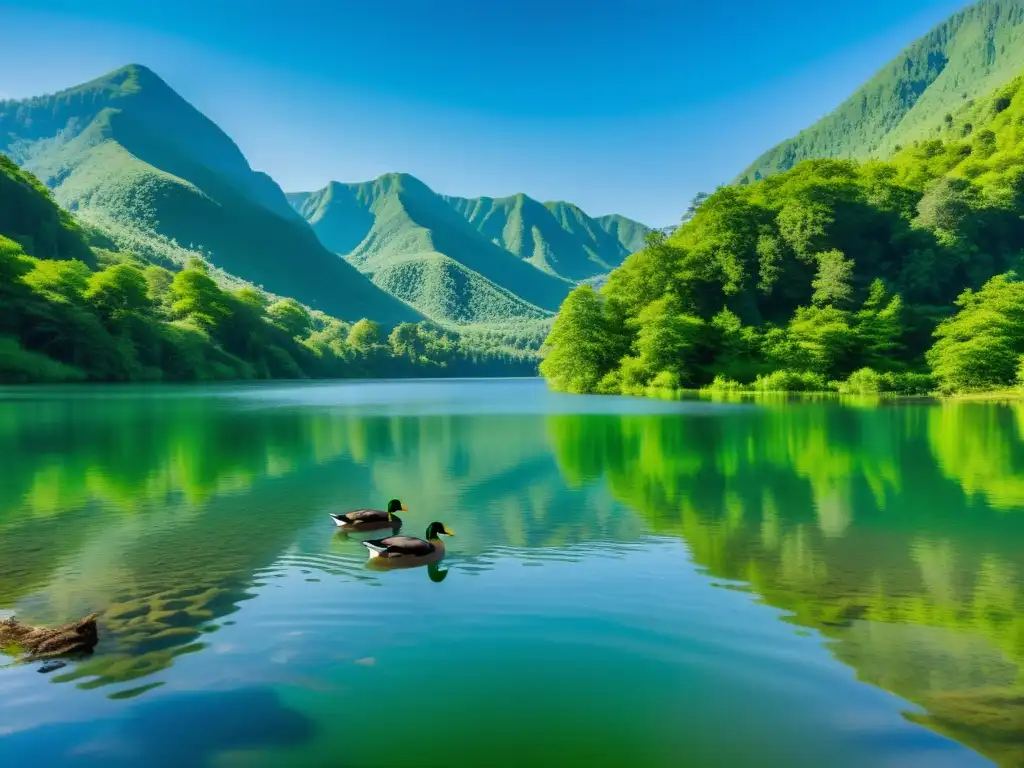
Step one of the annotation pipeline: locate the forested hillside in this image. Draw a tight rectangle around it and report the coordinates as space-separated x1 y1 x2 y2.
0 64 418 325
740 0 1024 182
542 72 1024 395
0 155 536 383
288 175 650 327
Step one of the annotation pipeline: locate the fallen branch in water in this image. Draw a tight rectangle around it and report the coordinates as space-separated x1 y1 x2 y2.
0 613 99 659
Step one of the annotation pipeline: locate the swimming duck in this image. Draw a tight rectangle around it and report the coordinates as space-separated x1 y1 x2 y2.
362 522 454 566
329 499 406 533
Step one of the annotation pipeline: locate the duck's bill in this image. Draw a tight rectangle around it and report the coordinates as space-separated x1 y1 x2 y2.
443 528 455 536
401 505 409 511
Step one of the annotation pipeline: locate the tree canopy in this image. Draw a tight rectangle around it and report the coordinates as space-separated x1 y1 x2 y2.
542 73 1024 396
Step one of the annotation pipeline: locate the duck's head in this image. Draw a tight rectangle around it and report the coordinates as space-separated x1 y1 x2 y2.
425 522 454 539
387 499 408 519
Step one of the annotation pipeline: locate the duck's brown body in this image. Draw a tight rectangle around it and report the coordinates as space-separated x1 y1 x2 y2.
362 522 454 568
329 509 402 532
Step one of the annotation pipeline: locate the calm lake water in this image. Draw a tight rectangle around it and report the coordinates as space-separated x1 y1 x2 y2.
1 379 1022 767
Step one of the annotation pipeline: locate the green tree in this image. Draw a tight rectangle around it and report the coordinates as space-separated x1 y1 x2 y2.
788 305 857 376
776 199 833 261
233 287 269 315
170 266 231 333
811 249 854 307
23 259 92 302
85 264 152 319
347 318 382 350
389 322 425 360
927 273 1024 391
710 308 762 381
854 279 904 369
539 286 613 393
144 266 174 311
267 298 311 339
630 293 708 386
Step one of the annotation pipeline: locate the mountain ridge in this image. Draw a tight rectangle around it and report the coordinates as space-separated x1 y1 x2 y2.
288 173 651 325
0 64 419 325
738 0 1024 182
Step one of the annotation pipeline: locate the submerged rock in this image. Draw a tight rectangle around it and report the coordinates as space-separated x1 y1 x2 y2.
0 613 99 660
37 660 67 674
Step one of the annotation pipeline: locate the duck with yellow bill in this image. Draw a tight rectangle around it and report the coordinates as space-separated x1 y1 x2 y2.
362 522 454 567
329 499 406 533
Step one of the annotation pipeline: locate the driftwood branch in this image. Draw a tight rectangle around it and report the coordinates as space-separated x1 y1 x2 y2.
0 613 99 659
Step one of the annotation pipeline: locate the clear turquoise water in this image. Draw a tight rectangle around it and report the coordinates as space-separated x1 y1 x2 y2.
1 379 1021 766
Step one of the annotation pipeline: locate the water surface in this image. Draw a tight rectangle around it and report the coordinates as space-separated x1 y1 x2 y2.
1 380 1022 766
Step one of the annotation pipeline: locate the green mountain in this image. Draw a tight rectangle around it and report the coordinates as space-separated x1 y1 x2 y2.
289 175 650 325
443 194 648 281
593 213 651 254
739 0 1024 182
0 64 418 325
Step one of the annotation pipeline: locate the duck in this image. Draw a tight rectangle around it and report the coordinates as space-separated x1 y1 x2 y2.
329 499 406 533
362 522 454 567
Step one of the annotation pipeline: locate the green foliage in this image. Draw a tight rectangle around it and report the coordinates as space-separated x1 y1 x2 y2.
0 336 85 383
267 298 311 339
170 268 231 332
627 294 707 388
752 370 834 392
538 286 614 394
0 154 94 265
23 259 92 302
927 273 1024 392
702 375 746 392
347 319 382 350
811 249 854 307
881 371 935 395
85 264 151 319
544 72 1024 396
837 367 884 395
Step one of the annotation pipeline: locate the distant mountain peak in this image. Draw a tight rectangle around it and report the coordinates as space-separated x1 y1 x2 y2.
288 174 652 325
54 63 169 102
0 66 419 326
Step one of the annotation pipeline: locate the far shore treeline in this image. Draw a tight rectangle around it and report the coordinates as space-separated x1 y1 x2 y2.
541 75 1024 397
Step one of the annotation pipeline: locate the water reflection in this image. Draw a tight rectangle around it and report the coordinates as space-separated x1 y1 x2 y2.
0 387 639 695
547 401 1024 767
2 385 1022 765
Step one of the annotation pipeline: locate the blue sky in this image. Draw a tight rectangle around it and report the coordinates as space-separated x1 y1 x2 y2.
0 0 968 225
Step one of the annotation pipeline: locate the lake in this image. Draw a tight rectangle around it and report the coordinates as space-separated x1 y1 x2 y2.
0 379 1022 767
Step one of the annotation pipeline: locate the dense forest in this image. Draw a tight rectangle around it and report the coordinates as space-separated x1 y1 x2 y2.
541 74 1024 395
0 154 537 383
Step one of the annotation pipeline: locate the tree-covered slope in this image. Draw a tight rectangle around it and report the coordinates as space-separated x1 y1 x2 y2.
289 174 650 325
0 64 418 325
443 194 648 281
0 156 537 383
371 254 551 324
543 71 1024 395
0 154 95 266
739 0 1024 182
289 173 579 323
594 213 651 255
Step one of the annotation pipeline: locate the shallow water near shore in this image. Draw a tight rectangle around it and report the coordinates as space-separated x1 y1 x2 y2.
1 378 1021 766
